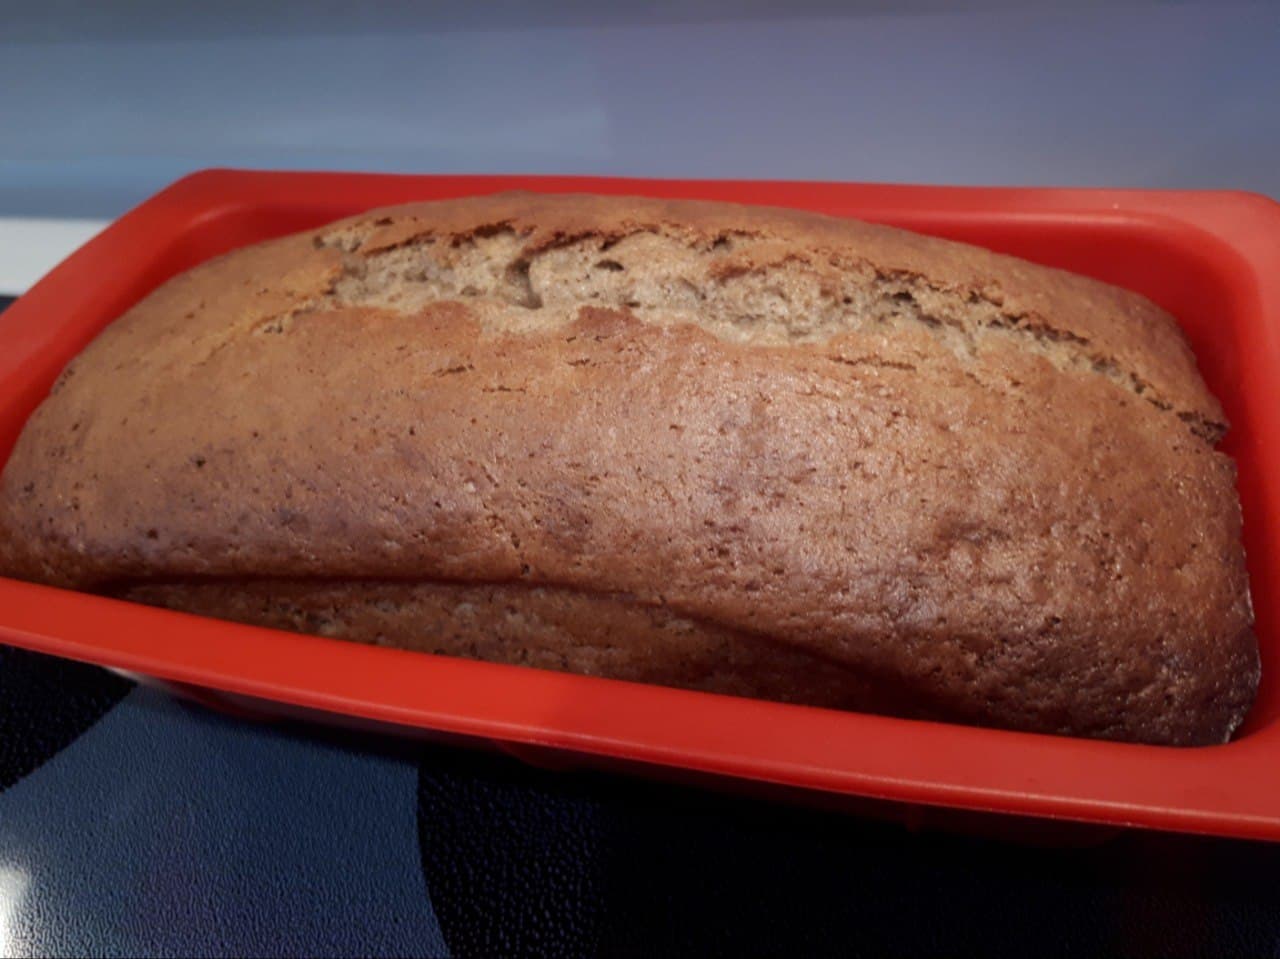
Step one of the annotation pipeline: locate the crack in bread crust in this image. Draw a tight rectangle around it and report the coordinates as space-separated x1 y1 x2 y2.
115 575 1219 741
304 222 1220 441
115 577 906 714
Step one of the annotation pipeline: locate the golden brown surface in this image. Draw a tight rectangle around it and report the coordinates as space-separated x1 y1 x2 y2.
0 192 1258 744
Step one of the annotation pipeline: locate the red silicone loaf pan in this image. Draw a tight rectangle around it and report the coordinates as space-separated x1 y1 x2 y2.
2 170 1280 840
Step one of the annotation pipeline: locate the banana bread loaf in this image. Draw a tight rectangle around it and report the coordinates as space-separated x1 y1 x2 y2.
0 192 1258 744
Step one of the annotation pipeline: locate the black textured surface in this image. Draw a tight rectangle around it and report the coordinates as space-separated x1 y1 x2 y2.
418 749 606 959
0 644 133 792
417 746 1280 959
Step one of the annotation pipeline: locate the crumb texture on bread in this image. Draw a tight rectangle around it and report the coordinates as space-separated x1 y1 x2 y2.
0 192 1257 744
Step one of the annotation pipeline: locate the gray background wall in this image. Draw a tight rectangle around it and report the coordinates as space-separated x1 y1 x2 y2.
1 0 1277 218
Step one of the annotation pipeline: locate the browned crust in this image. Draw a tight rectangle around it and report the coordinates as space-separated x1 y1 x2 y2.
0 193 1258 744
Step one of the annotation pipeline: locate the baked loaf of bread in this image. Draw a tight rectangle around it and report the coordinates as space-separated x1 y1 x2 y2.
0 192 1258 745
